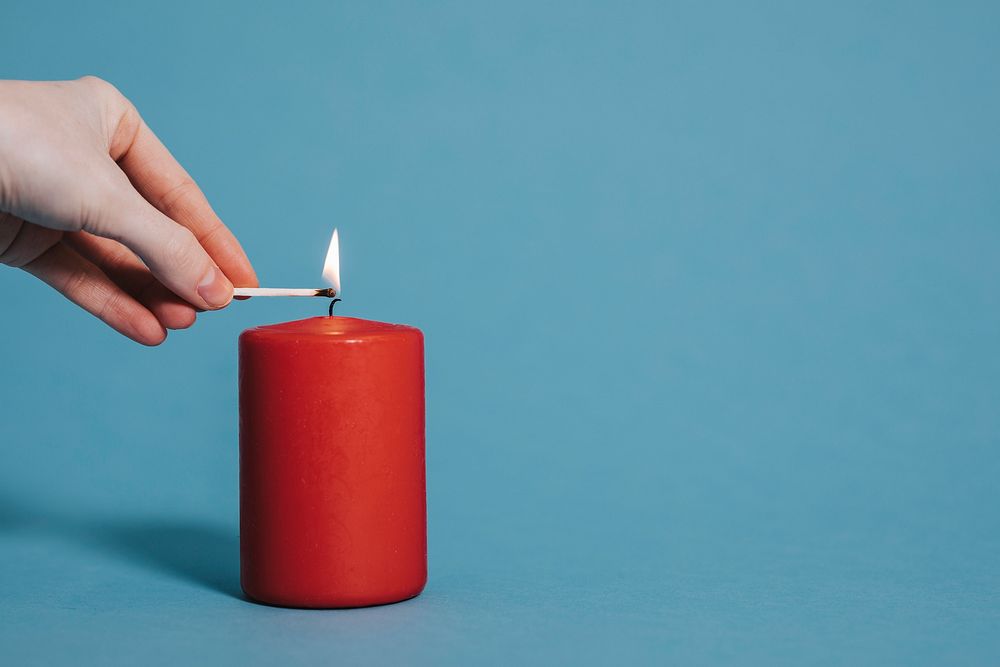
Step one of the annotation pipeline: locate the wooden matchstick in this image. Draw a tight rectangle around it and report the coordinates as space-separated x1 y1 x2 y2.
233 288 338 298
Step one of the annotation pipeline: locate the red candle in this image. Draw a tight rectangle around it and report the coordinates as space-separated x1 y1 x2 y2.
239 315 426 607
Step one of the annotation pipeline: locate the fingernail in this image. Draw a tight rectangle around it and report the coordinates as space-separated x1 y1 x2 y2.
197 267 233 308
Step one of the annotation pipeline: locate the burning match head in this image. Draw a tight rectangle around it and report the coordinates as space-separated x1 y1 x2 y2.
315 288 338 298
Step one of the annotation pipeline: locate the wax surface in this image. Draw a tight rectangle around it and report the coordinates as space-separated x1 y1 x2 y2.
239 316 426 608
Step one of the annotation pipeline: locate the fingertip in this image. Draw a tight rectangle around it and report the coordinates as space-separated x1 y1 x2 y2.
123 302 167 346
139 332 167 347
134 319 167 346
232 273 259 301
137 282 199 328
173 309 197 330
197 266 233 310
156 301 197 330
240 265 260 289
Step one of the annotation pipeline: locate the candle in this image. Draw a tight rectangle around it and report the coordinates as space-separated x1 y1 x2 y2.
238 231 426 608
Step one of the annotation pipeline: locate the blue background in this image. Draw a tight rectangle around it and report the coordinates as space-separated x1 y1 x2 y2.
2 1 999 664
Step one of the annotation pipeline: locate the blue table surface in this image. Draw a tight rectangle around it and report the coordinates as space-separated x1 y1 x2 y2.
2 1 1000 664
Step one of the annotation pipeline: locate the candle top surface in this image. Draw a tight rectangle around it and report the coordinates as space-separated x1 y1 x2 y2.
241 316 420 342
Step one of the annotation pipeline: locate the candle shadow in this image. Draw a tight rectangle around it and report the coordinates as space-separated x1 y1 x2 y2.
89 519 243 599
0 492 242 600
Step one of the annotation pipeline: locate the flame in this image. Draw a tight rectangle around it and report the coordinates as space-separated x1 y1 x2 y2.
322 228 341 294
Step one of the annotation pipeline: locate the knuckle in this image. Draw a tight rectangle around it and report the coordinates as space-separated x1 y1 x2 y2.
103 243 135 271
76 170 132 237
61 265 91 299
76 74 105 87
113 100 142 150
1 224 60 268
162 226 201 271
156 179 198 218
78 76 136 146
77 75 121 100
196 221 226 246
74 200 103 235
0 212 25 262
75 196 113 236
96 287 125 323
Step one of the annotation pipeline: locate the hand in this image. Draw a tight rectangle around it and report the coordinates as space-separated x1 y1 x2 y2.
0 77 258 345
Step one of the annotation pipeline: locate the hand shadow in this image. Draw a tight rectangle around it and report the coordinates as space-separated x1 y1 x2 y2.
0 492 242 600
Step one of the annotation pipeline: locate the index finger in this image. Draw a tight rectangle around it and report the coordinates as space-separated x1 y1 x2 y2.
112 112 259 289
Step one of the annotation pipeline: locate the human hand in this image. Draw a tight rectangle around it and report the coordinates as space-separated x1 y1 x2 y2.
0 77 258 345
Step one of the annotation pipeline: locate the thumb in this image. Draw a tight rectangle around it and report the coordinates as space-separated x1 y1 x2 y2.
84 162 234 310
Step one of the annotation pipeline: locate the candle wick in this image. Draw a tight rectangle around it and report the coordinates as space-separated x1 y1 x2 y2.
328 298 342 317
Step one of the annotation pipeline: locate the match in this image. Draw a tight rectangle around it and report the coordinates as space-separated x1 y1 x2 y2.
233 288 338 298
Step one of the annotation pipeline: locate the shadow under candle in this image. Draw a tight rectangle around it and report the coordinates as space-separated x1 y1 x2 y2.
0 491 242 600
89 518 243 599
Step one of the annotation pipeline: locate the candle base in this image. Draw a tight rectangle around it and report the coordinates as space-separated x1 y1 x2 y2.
241 581 426 609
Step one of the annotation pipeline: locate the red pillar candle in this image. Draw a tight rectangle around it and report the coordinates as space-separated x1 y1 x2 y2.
239 315 426 608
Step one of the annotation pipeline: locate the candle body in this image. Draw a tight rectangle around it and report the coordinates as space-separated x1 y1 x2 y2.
239 316 426 608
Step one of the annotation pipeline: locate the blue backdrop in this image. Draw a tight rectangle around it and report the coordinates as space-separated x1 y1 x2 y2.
2 1 999 664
